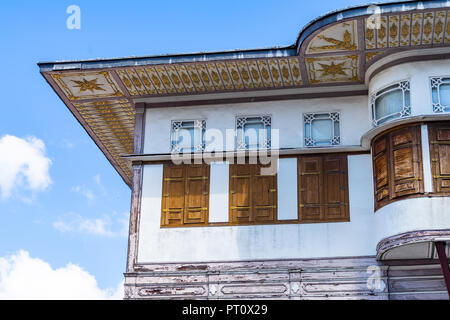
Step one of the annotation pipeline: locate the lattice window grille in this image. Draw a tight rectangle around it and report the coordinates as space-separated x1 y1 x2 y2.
304 112 340 147
171 120 206 153
236 115 271 150
370 80 411 126
431 77 450 113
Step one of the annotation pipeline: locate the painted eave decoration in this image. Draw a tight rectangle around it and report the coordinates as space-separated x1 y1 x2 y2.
39 0 450 187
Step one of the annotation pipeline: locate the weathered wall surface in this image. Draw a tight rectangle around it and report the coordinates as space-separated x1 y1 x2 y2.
124 257 448 300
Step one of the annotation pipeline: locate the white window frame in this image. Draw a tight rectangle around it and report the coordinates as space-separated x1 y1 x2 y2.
370 80 411 127
235 115 271 150
170 119 206 153
303 112 340 147
430 76 450 113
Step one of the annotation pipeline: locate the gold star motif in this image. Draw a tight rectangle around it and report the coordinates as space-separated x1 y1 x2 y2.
317 61 347 77
72 78 106 93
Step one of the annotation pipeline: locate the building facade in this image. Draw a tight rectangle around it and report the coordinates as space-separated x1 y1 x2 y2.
40 0 450 299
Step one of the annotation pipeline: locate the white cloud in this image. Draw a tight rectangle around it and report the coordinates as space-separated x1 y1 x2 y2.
0 135 52 199
0 250 123 300
71 185 95 201
53 213 128 238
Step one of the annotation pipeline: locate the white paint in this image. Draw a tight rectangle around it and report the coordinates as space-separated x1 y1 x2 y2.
369 59 450 120
135 59 450 264
374 197 450 245
209 162 229 223
143 96 370 154
136 164 163 263
137 156 378 263
421 124 433 193
277 158 298 220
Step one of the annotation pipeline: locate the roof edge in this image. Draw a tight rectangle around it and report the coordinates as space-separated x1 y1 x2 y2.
38 0 449 72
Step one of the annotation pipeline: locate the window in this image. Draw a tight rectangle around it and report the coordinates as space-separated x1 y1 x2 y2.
229 164 277 224
161 164 210 226
371 81 411 126
372 124 423 210
431 77 450 113
304 112 340 147
236 116 271 150
171 120 206 153
428 122 450 194
298 154 349 223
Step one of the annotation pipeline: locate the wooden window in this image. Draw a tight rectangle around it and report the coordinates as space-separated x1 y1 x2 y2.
372 124 424 210
229 164 277 224
429 122 450 195
161 164 209 227
298 154 349 223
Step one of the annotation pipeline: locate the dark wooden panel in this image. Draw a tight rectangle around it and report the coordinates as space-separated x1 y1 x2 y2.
253 165 276 223
298 156 323 222
161 164 209 226
230 164 252 224
184 165 209 224
323 154 349 221
429 122 450 194
372 124 424 210
298 154 349 223
390 125 423 199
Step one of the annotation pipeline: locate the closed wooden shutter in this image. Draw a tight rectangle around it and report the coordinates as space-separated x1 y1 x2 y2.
372 124 424 210
230 164 252 223
429 123 450 194
372 136 390 210
298 156 323 222
253 164 277 223
390 126 423 198
298 154 349 223
161 164 209 226
161 164 185 226
184 165 209 224
229 164 277 224
323 155 349 221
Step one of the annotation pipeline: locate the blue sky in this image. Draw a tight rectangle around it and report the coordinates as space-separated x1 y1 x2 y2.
0 0 379 298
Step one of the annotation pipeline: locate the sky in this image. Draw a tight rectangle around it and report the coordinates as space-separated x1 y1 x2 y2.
0 0 385 299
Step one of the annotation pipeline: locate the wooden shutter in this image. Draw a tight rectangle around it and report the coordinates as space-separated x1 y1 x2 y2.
429 123 450 194
229 164 277 224
230 164 252 223
252 164 277 223
161 163 210 226
184 165 209 224
298 156 323 222
323 154 349 221
372 124 424 210
389 125 423 198
372 135 390 210
161 164 185 226
298 154 349 223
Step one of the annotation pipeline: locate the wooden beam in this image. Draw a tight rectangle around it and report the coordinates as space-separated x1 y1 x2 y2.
435 241 450 299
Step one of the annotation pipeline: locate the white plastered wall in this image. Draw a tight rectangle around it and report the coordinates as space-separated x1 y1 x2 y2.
137 155 378 263
143 96 370 154
136 59 450 263
368 59 450 118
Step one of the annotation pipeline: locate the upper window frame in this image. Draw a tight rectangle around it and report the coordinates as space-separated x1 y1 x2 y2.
170 119 206 153
303 112 341 147
370 80 411 127
235 115 272 150
430 76 450 113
